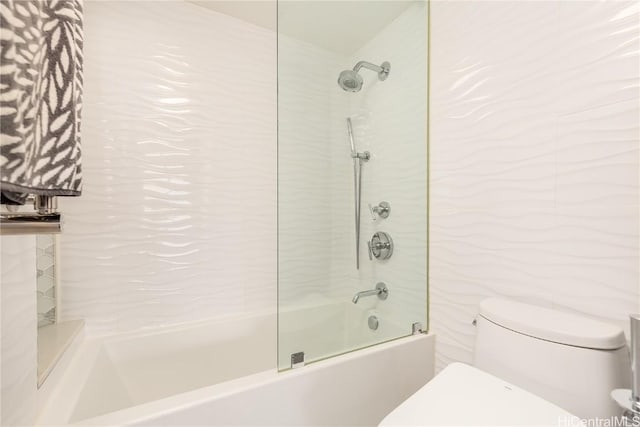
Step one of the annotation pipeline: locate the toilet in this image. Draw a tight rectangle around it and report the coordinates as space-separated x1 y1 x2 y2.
379 362 583 426
380 298 629 425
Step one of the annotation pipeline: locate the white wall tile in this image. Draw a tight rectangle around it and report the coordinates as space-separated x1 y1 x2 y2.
1 236 38 426
60 1 277 335
277 34 349 308
430 0 640 370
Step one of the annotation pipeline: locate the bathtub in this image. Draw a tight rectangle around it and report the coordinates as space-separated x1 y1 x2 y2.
37 303 435 426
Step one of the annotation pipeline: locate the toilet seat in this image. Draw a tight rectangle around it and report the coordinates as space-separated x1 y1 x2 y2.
379 363 584 426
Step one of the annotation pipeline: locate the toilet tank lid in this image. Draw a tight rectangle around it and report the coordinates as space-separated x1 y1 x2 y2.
479 298 626 350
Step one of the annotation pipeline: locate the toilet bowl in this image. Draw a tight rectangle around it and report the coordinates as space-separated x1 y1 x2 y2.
379 363 583 426
381 298 629 425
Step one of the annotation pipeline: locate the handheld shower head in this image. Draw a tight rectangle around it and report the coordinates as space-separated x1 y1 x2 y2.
346 117 356 155
337 61 390 92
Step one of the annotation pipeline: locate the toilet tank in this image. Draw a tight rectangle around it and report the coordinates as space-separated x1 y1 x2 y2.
474 298 629 421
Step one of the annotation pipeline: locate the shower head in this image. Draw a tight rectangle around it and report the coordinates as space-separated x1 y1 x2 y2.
337 61 390 92
338 70 364 92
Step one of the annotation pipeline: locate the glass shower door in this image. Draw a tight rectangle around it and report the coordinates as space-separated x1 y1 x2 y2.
277 0 429 370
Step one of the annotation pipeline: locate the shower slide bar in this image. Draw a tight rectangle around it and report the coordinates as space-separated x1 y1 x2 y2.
347 117 369 269
0 196 62 235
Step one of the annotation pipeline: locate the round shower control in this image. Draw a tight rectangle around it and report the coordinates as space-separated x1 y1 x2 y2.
368 231 393 260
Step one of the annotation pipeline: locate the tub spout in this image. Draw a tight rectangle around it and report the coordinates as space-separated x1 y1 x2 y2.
352 289 378 304
352 282 389 304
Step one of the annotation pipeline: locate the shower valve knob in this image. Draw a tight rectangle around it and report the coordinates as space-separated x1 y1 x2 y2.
369 201 390 220
368 231 393 261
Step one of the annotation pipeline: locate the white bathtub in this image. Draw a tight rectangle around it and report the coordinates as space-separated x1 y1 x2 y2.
37 304 435 426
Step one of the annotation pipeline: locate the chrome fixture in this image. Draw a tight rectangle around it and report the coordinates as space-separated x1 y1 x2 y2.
368 315 379 331
35 195 58 215
412 322 423 335
347 117 370 161
611 314 640 425
367 231 393 261
291 351 305 369
0 196 62 235
338 61 391 92
352 282 389 304
368 201 390 220
347 117 369 269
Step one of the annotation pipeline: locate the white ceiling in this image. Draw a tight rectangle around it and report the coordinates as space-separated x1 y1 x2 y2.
190 1 277 31
278 1 415 54
189 1 416 55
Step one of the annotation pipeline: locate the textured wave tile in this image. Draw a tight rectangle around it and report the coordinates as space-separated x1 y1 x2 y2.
1 236 38 426
277 34 348 311
430 0 640 369
60 1 276 335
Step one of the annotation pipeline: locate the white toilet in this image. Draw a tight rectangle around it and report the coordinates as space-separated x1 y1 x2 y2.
381 298 630 426
380 362 583 426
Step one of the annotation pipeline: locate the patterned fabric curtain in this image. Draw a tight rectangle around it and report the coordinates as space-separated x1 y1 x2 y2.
0 0 83 205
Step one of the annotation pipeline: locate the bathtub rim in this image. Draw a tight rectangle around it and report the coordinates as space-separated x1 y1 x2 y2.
40 332 434 426
36 309 275 426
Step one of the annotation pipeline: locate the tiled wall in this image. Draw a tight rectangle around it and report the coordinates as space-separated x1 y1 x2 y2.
430 0 640 369
277 34 349 308
1 236 38 426
59 1 277 335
